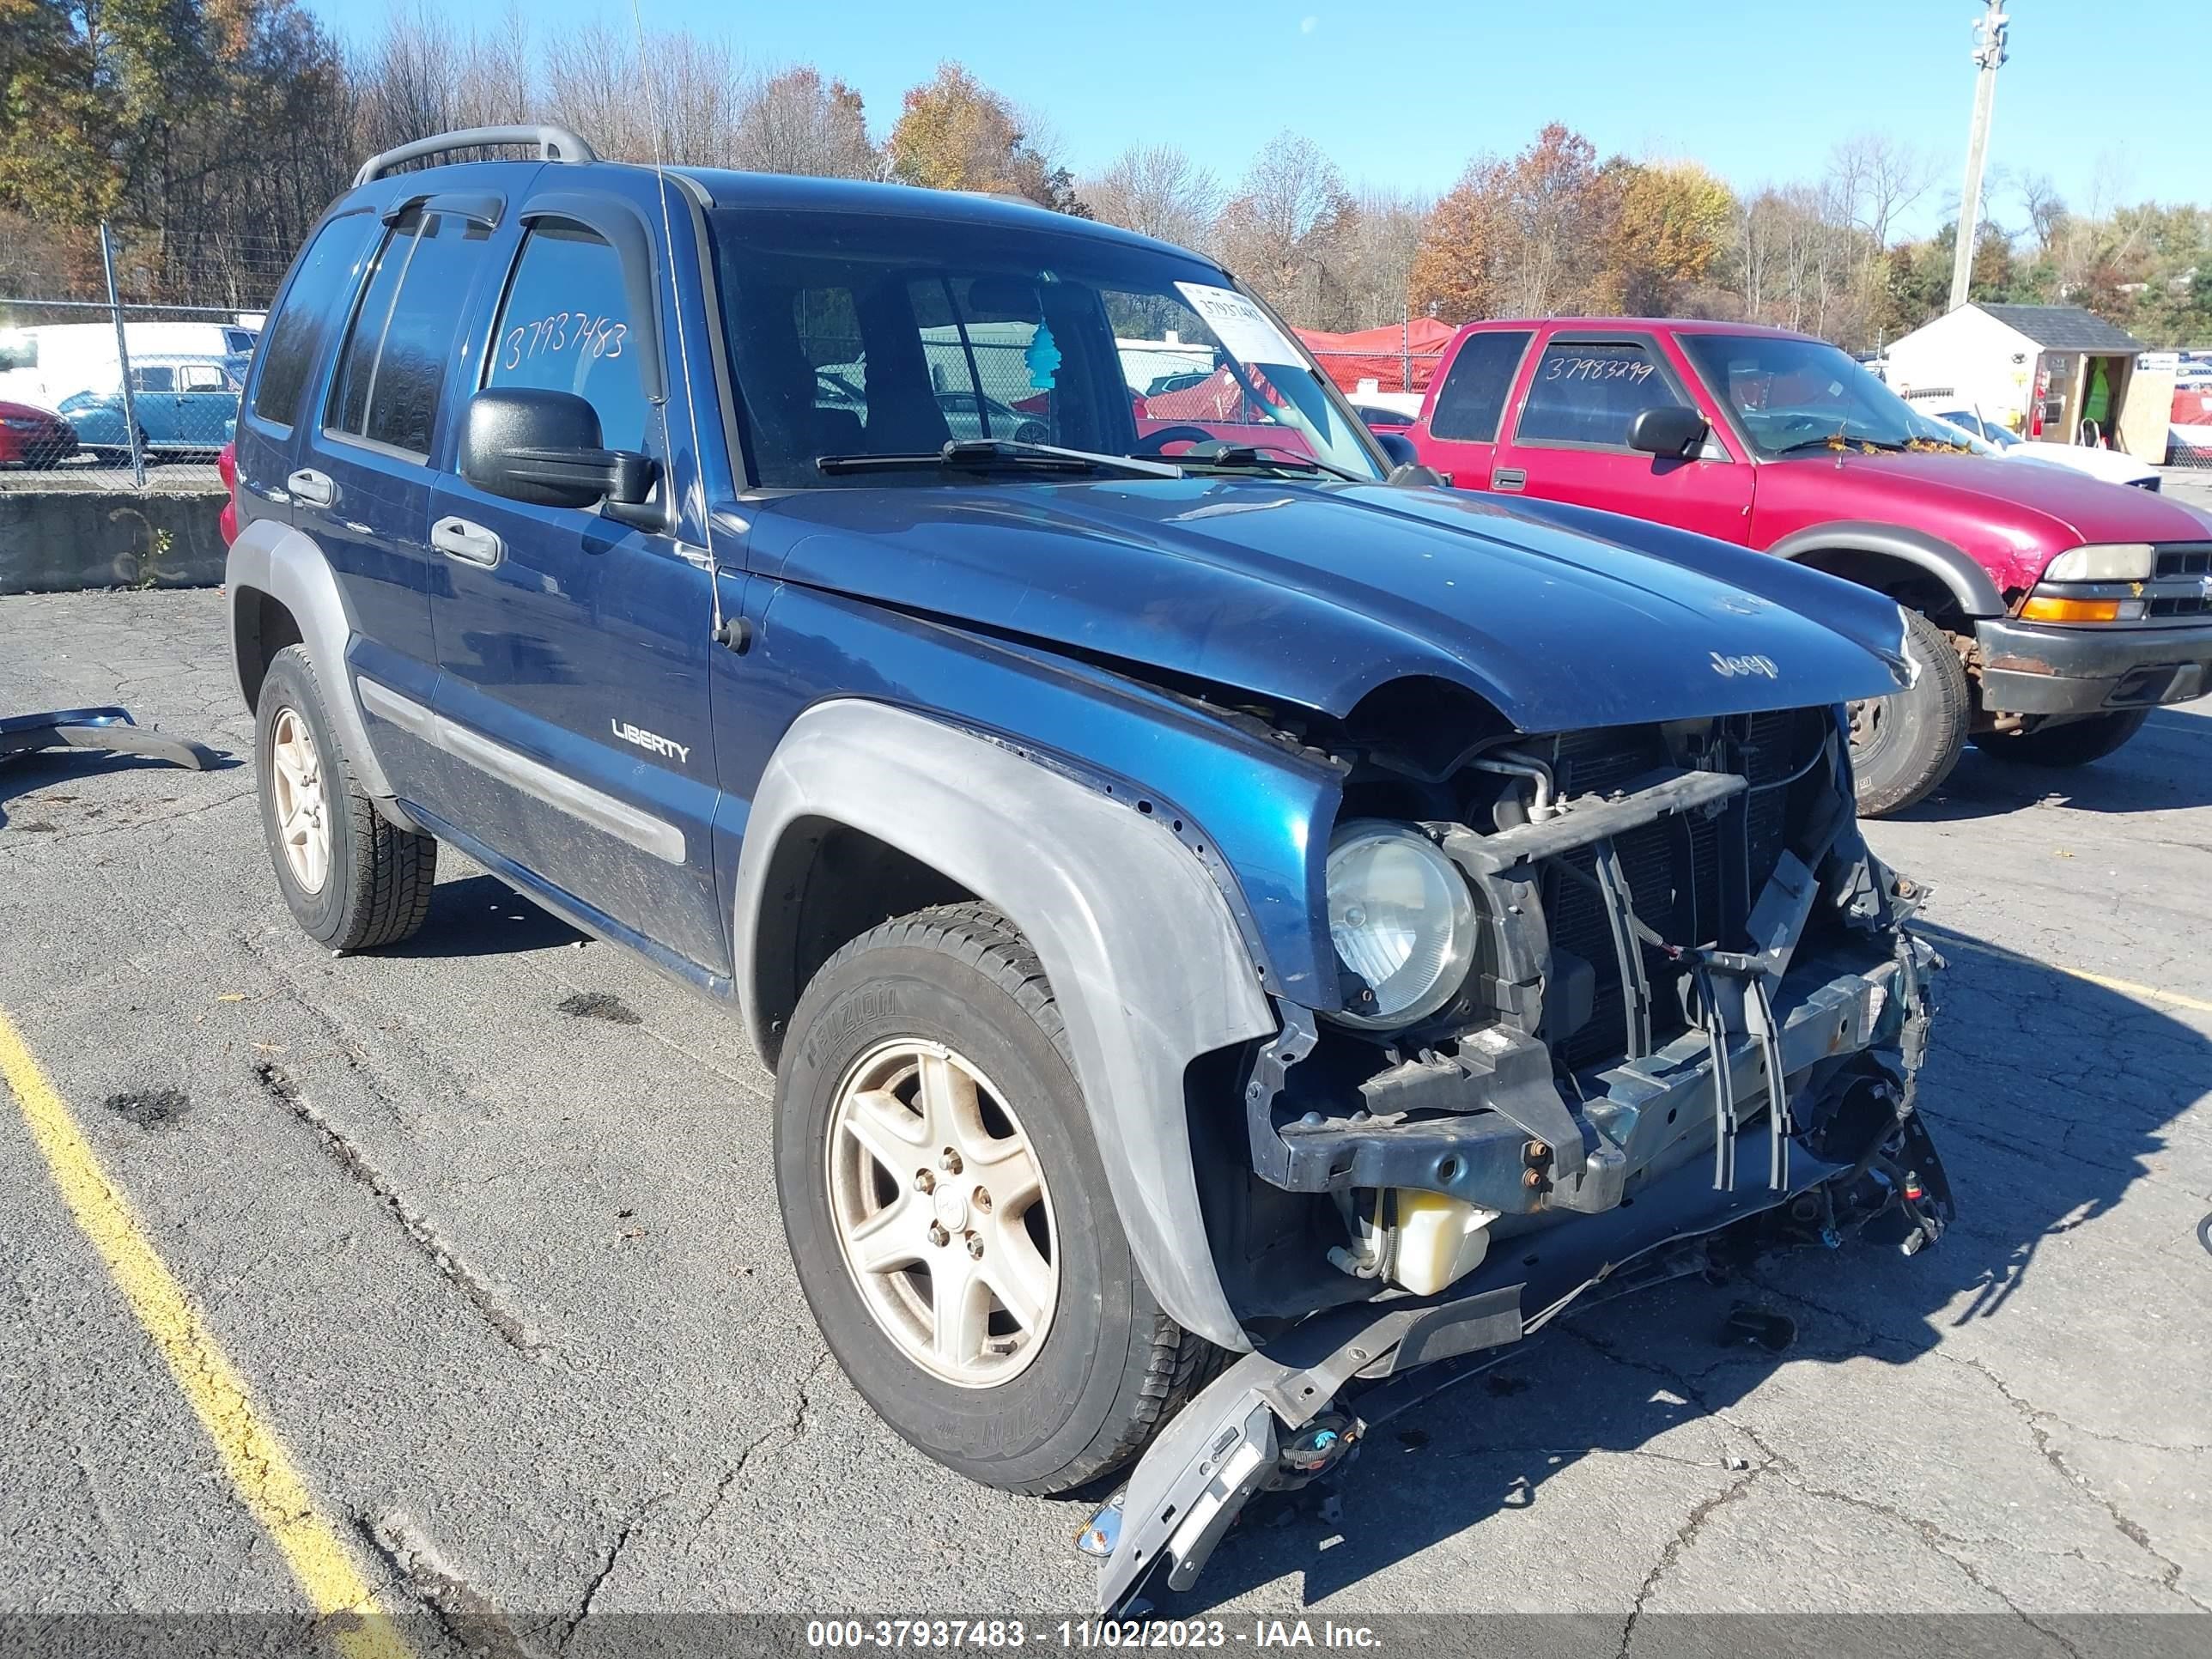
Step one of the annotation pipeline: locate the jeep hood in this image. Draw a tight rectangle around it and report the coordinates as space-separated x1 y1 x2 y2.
747 478 1909 732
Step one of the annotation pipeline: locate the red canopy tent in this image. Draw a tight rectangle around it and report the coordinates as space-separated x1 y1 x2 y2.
1296 319 1457 394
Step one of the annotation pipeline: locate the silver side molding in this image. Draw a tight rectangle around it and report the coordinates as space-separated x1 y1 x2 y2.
356 678 685 866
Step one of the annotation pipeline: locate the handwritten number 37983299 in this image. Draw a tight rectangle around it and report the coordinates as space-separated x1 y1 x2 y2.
501 312 627 372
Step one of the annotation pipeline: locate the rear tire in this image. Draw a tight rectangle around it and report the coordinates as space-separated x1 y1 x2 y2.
254 645 437 951
775 902 1218 1495
1972 707 2149 768
1849 608 1969 817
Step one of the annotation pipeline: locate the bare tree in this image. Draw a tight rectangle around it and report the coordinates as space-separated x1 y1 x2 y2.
732 67 879 179
2018 172 2067 255
1827 132 1936 256
1213 132 1354 326
1084 145 1220 249
1339 185 1427 328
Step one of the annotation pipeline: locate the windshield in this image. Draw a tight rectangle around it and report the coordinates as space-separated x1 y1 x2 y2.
704 208 1388 489
1679 333 1969 459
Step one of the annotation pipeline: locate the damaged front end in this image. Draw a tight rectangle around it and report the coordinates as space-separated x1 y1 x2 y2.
1091 703 1954 1614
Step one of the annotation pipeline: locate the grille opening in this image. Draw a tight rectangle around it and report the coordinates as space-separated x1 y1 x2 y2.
1538 708 1820 1073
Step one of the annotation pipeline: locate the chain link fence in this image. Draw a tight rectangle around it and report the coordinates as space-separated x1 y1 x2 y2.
1 223 289 494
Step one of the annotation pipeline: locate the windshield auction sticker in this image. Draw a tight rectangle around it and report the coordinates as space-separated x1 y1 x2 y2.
1174 283 1303 367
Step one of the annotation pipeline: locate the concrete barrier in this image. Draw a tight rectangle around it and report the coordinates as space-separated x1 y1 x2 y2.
0 489 227 595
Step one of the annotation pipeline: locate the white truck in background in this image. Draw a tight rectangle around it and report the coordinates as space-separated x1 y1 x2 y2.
0 319 260 413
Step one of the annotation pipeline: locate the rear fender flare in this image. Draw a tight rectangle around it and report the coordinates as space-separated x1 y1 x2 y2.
734 698 1274 1349
1766 522 2006 620
225 514 410 817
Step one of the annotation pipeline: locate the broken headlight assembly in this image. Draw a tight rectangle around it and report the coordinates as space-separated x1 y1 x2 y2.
1322 819 1478 1030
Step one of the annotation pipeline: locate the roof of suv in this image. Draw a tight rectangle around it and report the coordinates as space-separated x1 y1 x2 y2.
1453 317 1817 340
354 155 1204 264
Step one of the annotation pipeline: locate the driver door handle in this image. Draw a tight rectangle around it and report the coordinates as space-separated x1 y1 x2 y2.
432 515 504 568
286 468 335 507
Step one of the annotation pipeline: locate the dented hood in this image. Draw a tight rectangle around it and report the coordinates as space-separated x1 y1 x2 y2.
747 477 1910 732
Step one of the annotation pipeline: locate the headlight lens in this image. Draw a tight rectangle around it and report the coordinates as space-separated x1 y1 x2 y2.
1324 821 1478 1030
2043 543 2154 582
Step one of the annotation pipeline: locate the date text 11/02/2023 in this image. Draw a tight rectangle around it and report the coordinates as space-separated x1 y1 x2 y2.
802 1620 1384 1650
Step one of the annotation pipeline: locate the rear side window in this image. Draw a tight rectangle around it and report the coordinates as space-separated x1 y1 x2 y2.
1429 330 1530 442
132 365 175 393
484 223 649 453
1515 340 1671 447
326 209 491 456
252 213 374 428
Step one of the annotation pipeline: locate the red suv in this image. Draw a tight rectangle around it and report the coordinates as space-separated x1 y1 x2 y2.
1403 319 2212 812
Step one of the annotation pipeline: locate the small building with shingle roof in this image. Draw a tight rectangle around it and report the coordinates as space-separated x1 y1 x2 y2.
1883 302 2162 459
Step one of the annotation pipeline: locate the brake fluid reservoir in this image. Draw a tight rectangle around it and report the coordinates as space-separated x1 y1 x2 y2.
1389 1191 1499 1296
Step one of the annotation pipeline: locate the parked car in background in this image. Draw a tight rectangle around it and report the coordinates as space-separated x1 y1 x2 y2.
223 127 1954 1616
0 319 258 412
1911 399 2160 490
60 355 246 461
0 399 78 467
1348 390 1422 431
1403 318 2212 813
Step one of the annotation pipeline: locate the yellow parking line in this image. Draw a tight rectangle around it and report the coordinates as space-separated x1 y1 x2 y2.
1933 933 2212 1016
0 1011 415 1659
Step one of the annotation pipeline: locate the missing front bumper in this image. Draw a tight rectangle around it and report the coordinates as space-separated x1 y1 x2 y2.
1260 941 1928 1219
1093 1090 1954 1616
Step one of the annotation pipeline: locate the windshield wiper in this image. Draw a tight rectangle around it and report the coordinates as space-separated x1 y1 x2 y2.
816 439 1182 479
1179 442 1368 482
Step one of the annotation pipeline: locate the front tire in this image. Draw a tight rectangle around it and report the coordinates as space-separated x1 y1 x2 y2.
775 902 1217 1494
1972 707 2149 768
254 645 437 951
1849 608 1969 817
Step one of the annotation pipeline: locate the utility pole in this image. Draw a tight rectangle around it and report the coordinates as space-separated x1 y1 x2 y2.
1949 1 2011 312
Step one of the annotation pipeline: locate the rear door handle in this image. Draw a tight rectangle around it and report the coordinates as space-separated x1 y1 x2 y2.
1490 466 1527 492
431 516 504 568
286 468 335 507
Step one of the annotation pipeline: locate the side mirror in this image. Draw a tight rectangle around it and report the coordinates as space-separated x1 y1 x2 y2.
460 387 658 519
1371 429 1420 469
1626 404 1710 459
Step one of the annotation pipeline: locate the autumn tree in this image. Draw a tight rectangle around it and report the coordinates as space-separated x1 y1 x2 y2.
0 0 115 222
887 62 1080 212
1410 124 1619 322
1602 161 1733 313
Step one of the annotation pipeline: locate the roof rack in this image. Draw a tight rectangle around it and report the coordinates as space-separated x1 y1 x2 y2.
353 125 598 188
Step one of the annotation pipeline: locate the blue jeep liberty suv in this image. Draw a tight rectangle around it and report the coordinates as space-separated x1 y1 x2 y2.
225 125 1953 1610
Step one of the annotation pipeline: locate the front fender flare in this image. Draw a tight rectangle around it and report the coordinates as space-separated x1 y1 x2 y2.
734 698 1274 1349
1766 521 2006 619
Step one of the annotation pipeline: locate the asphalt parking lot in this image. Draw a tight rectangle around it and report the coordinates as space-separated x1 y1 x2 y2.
2 581 2209 1652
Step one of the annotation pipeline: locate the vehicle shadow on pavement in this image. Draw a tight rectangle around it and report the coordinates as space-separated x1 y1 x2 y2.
1902 705 2212 819
0 748 240 831
1145 928 2211 1614
381 872 588 958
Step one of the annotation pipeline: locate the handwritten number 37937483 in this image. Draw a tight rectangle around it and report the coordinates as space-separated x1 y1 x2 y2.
501 313 627 373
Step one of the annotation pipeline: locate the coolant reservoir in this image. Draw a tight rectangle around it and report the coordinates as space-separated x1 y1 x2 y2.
1389 1191 1499 1296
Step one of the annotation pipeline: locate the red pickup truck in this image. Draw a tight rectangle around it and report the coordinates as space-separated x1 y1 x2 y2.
1401 318 2212 813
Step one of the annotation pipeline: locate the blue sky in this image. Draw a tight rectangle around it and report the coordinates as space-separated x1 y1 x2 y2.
311 2 2209 236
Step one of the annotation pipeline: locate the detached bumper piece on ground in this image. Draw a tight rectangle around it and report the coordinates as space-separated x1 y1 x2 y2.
0 706 210 770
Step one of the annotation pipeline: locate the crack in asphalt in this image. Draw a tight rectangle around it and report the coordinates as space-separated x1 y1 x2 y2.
1944 1352 2211 1615
559 1492 672 1650
363 1510 551 1659
252 1060 551 1362
689 1350 838 1547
